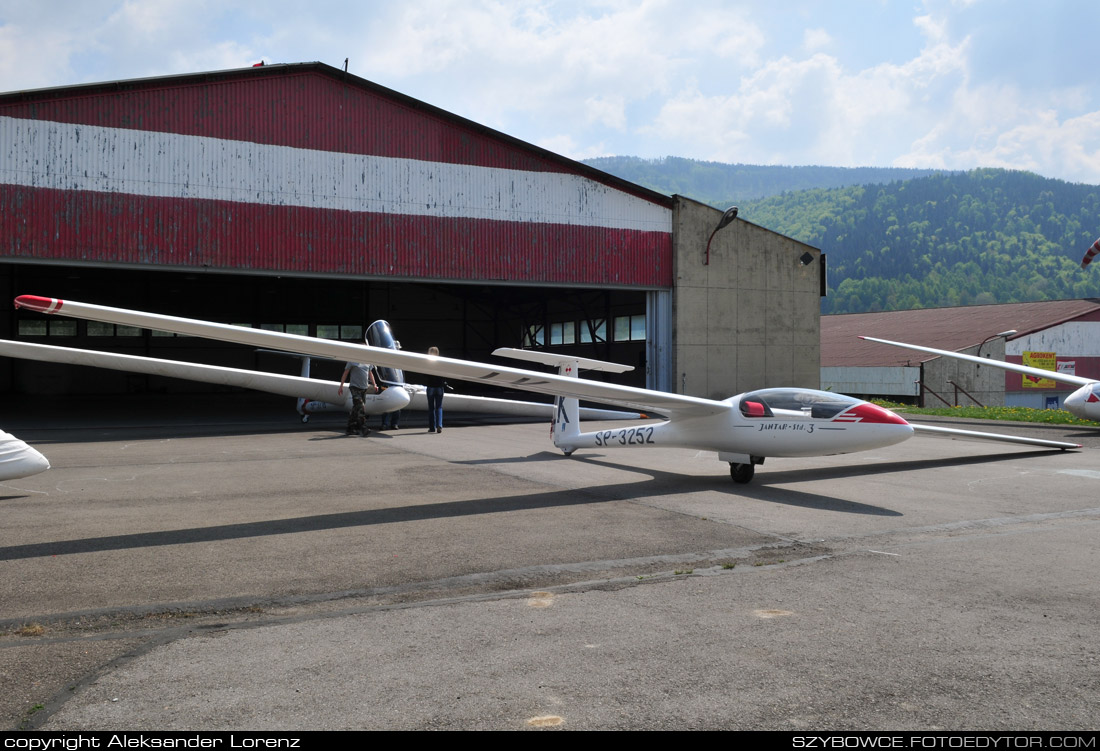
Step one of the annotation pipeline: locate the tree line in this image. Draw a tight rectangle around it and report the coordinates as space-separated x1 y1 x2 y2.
584 157 1100 313
740 169 1100 313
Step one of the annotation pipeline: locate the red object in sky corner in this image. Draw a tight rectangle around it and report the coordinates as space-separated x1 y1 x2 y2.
1082 238 1099 269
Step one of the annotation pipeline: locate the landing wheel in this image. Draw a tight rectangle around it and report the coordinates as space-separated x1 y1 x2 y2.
729 462 755 484
562 449 575 457
301 414 310 424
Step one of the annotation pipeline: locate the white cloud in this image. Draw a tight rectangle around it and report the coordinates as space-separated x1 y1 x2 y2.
901 103 1100 184
645 39 966 167
536 133 610 162
105 0 186 36
351 0 769 144
0 0 266 88
583 94 627 130
642 6 1003 170
1 0 1099 182
0 24 79 92
0 1 109 90
802 28 831 53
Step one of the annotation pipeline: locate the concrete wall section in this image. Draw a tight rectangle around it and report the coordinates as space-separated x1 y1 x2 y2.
821 366 920 397
921 342 1007 407
671 198 821 400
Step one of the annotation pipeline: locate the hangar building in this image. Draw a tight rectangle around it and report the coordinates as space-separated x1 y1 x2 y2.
822 299 1100 408
1 62 823 401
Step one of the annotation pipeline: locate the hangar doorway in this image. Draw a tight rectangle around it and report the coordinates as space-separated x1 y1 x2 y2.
0 264 661 397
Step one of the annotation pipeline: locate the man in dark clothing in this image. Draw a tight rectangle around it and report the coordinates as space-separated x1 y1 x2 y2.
424 346 445 433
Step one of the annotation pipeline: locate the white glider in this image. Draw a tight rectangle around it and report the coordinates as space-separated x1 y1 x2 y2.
8 296 1080 483
0 329 640 425
0 428 50 481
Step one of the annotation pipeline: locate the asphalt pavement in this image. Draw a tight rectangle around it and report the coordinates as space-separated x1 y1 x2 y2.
2 395 1098 730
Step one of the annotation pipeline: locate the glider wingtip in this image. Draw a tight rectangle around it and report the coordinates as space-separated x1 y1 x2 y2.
14 295 62 313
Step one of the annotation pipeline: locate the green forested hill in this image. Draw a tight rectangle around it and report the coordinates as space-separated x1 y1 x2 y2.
740 169 1100 313
584 156 1100 313
583 155 944 203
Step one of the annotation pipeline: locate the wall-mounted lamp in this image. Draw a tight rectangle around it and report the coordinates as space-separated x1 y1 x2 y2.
704 206 738 265
975 329 1017 368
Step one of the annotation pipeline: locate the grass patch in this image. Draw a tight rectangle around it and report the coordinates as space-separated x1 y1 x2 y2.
15 623 45 637
872 401 1100 427
21 703 45 729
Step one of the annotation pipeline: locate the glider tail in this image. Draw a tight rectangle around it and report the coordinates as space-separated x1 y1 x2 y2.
553 393 581 453
550 358 582 453
492 348 634 456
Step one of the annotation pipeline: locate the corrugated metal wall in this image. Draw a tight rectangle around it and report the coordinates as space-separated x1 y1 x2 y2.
1007 320 1100 390
0 65 673 288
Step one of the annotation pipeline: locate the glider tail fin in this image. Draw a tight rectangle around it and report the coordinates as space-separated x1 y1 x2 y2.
553 393 581 450
492 348 637 454
551 359 581 453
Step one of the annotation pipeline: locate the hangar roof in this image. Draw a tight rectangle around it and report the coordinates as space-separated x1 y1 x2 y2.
824 299 1100 366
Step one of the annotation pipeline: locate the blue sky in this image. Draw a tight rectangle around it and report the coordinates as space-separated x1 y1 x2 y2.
3 0 1099 184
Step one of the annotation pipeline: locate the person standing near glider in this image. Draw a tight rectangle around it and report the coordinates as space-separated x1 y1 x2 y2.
338 361 377 436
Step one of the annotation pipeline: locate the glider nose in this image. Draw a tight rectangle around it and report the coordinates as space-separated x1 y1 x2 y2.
1063 384 1099 420
21 447 51 478
0 431 50 480
836 402 914 450
1064 389 1083 412
382 385 412 411
841 402 912 426
870 404 914 440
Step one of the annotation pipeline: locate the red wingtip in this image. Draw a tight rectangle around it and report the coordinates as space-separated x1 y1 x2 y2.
14 295 63 313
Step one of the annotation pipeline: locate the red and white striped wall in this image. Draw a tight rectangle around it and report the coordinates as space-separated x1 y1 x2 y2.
0 65 673 288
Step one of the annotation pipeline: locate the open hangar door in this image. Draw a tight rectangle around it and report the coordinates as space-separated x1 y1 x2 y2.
379 282 650 391
1 263 651 397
